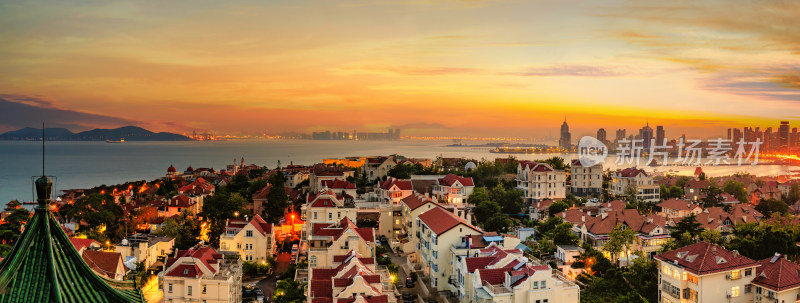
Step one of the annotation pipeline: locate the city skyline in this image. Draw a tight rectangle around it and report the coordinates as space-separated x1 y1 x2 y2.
1 0 799 138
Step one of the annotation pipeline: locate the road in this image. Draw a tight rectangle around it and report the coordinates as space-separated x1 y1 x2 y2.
255 253 291 301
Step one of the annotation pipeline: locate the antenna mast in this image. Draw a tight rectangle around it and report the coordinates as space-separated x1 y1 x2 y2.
42 122 45 176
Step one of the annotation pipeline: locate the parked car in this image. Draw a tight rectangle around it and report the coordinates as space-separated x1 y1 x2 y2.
380 235 388 243
291 244 299 254
405 277 415 288
402 292 412 300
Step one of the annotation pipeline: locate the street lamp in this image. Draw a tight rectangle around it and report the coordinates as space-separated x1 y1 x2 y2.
234 211 239 218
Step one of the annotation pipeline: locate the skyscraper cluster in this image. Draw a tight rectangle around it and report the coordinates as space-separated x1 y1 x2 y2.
728 121 798 151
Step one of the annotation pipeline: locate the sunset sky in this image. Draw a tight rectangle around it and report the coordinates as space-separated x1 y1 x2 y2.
0 0 798 138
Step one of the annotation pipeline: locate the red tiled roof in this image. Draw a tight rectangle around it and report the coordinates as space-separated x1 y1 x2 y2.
584 209 660 235
658 199 701 212
401 194 434 211
616 167 647 178
322 179 357 190
477 267 507 285
310 197 337 208
164 264 201 278
437 174 474 187
69 237 101 252
752 255 800 291
556 209 586 225
310 280 333 297
418 206 480 235
378 178 413 191
168 195 193 208
81 250 123 279
655 242 758 275
603 200 626 211
466 256 495 272
685 179 710 189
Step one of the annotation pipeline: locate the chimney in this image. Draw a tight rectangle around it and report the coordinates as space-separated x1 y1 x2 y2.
732 250 739 257
712 246 717 254
581 215 585 222
601 212 608 219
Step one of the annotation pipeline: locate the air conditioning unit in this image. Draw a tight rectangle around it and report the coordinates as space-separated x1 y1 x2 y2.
725 274 732 280
726 294 732 298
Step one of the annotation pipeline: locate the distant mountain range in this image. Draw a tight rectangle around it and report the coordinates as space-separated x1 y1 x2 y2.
0 126 191 141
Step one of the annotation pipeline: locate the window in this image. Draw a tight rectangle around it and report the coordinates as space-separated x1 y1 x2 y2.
541 280 546 288
686 273 698 284
338 212 341 218
310 256 317 266
662 265 671 276
202 285 207 294
168 283 173 293
187 286 192 296
672 269 680 280
756 286 762 294
314 212 318 220
730 269 741 280
744 284 751 294
533 281 538 289
246 230 253 237
731 286 740 297
745 268 752 276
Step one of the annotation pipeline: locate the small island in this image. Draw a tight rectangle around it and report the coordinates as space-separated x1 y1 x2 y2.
0 126 192 141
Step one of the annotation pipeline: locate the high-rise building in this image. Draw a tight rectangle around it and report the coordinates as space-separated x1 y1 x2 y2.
640 123 654 150
615 129 626 142
597 128 607 144
779 121 790 149
656 125 665 145
559 119 571 150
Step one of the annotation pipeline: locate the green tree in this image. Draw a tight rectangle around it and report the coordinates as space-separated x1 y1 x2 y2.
274 279 306 303
468 187 490 205
786 182 800 204
699 229 723 245
202 190 248 246
551 222 579 245
723 180 749 203
490 185 524 214
624 251 658 303
265 171 289 223
473 201 501 223
0 208 30 246
700 183 724 208
387 163 414 179
156 211 202 250
484 213 514 233
536 216 565 237
668 186 684 199
548 201 569 217
670 213 701 247
602 225 623 265
58 193 125 243
606 223 636 265
755 198 788 217
528 238 556 259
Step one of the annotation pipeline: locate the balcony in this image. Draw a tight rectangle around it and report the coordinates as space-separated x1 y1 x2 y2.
726 273 742 280
482 281 511 295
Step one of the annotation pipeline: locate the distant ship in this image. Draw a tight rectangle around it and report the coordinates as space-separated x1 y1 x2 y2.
106 139 125 143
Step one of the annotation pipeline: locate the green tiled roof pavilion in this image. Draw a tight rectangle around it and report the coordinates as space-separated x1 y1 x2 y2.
0 175 144 302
